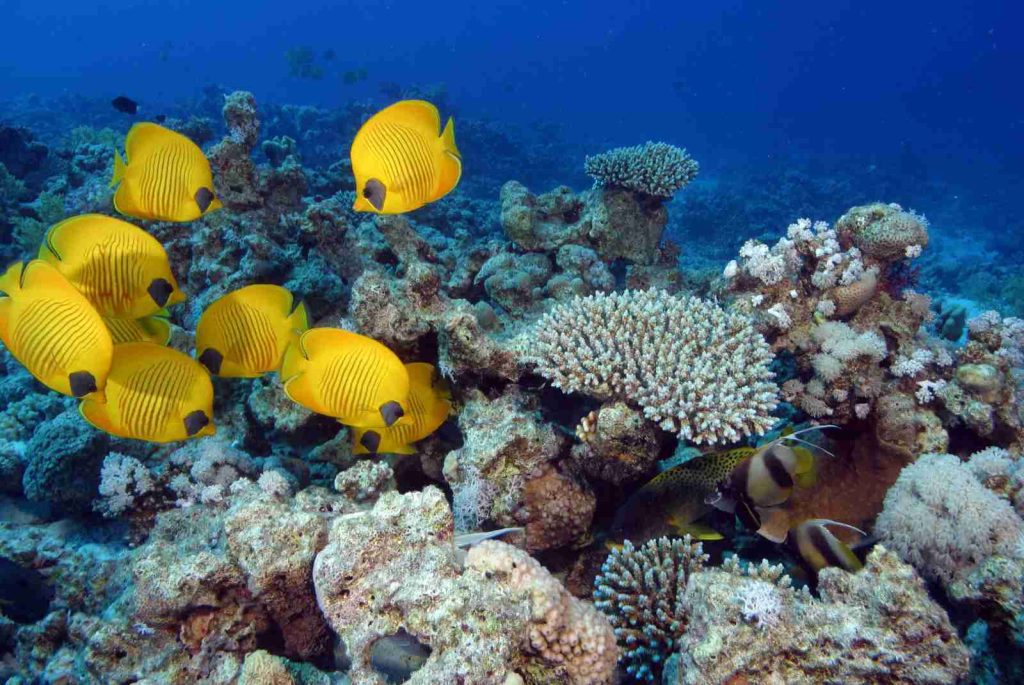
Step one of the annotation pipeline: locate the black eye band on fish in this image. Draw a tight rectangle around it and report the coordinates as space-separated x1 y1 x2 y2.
194 187 215 213
148 279 174 308
68 371 98 398
183 410 210 437
198 348 223 375
360 430 381 454
363 178 386 211
379 400 405 427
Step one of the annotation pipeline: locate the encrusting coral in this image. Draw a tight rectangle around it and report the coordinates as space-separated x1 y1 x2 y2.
673 549 970 685
312 486 617 684
530 289 778 444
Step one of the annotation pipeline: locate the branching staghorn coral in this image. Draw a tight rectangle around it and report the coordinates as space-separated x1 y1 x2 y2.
584 141 698 198
593 536 708 682
531 289 779 445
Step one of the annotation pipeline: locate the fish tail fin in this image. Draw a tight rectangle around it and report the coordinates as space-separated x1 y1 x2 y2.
434 117 462 201
0 262 24 296
110 150 127 188
289 300 310 335
441 116 460 159
0 298 10 342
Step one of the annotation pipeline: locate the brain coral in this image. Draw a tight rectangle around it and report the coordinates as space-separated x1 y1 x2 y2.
531 289 778 445
584 141 698 198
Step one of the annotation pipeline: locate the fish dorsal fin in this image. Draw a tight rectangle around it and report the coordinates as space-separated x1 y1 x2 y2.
0 262 25 296
380 100 442 136
41 215 91 262
808 518 867 537
18 260 74 293
125 122 176 162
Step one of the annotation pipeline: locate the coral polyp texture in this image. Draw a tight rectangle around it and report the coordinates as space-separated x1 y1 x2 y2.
530 289 779 444
593 536 708 682
584 141 698 198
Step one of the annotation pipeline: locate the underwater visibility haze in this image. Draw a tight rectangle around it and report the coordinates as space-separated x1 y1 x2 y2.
0 0 1023 682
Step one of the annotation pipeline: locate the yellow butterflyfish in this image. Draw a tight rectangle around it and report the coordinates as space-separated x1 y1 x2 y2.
280 327 410 428
352 362 451 454
110 122 222 222
195 284 308 378
38 213 185 318
350 100 461 214
0 260 112 399
79 342 215 443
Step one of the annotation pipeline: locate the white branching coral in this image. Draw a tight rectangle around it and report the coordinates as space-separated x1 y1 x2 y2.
532 290 779 445
584 141 698 198
97 453 155 517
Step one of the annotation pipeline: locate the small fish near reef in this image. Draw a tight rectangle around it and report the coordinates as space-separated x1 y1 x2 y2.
281 327 410 429
111 95 138 115
38 213 186 318
195 284 308 378
791 518 866 574
79 341 215 442
350 99 461 214
609 425 834 545
0 260 113 399
110 122 222 222
352 362 451 455
103 312 171 345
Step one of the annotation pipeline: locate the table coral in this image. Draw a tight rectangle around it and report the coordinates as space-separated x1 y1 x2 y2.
530 289 778 444
584 141 698 199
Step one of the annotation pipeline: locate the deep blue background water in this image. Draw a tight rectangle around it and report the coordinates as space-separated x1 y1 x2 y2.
3 0 1020 168
1 0 1022 297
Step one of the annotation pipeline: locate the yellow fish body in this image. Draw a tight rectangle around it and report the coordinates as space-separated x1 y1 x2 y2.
195 284 308 378
38 213 185 318
350 100 461 214
79 341 215 443
0 260 113 399
103 312 171 345
280 327 410 428
110 122 222 222
352 362 451 454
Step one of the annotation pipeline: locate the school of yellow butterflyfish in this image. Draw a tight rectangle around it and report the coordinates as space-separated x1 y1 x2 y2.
0 99 459 451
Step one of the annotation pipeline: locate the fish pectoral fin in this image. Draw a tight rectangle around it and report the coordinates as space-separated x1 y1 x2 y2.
754 507 791 543
434 149 462 201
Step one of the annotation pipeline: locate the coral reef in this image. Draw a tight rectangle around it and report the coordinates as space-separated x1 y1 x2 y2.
674 549 970 684
313 486 616 684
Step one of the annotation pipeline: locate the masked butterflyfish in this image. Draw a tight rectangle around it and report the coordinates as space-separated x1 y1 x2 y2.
350 100 461 214
792 519 865 574
103 312 171 345
79 342 215 443
352 362 451 455
195 284 308 378
0 260 112 399
38 214 185 318
280 327 410 428
110 122 222 222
